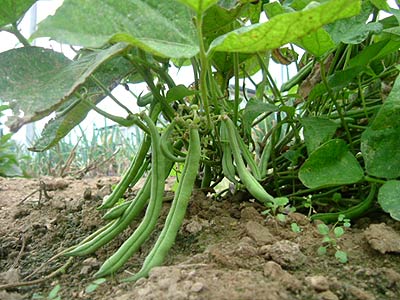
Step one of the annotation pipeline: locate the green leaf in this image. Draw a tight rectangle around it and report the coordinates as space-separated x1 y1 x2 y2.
48 285 61 299
300 117 339 154
317 246 327 255
299 139 364 189
325 1 382 44
317 223 330 235
0 0 37 27
264 2 335 57
242 98 278 136
29 53 133 152
33 0 199 59
378 180 400 221
177 0 218 13
369 0 391 11
361 75 400 179
0 43 130 132
348 38 400 68
335 250 348 263
296 28 336 57
209 0 361 53
166 85 198 102
0 47 71 129
333 227 344 238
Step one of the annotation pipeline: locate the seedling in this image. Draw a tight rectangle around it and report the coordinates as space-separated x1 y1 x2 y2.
262 197 291 222
316 214 350 263
85 278 107 294
32 284 61 300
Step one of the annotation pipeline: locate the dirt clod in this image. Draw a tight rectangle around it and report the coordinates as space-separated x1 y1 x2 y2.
244 220 275 245
364 223 400 254
0 177 399 299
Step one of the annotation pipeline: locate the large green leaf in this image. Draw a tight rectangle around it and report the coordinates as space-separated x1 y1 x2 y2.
0 47 72 130
325 1 382 44
209 0 361 53
361 75 400 179
300 117 339 155
264 1 335 57
378 181 400 221
33 0 198 59
177 0 218 13
29 55 135 152
299 139 364 188
0 43 130 132
0 0 37 27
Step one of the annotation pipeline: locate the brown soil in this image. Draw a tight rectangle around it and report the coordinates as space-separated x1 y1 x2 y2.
0 176 400 300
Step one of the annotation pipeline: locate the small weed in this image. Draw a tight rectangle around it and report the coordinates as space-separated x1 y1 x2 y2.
316 214 350 263
262 197 291 220
85 278 107 294
32 284 61 300
291 222 302 233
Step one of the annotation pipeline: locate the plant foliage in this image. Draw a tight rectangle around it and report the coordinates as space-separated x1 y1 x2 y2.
0 0 399 280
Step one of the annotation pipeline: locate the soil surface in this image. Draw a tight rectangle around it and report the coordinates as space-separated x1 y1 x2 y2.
1 176 400 300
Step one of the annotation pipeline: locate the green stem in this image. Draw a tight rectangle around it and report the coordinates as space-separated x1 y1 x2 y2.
233 52 240 123
7 23 31 47
364 176 386 185
319 59 353 149
90 75 133 115
196 12 212 128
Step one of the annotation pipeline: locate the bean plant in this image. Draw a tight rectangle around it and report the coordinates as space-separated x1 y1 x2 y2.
0 0 399 281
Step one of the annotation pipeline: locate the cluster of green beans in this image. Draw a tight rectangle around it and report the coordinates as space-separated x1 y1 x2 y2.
63 107 202 281
221 116 277 205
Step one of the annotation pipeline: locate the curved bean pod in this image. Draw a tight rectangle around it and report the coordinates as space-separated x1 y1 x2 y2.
94 113 166 277
311 184 377 223
124 125 201 282
223 116 274 204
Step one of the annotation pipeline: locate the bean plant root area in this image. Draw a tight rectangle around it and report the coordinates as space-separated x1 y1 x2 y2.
1 176 400 300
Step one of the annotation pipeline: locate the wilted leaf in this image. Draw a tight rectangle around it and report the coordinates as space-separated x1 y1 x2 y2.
299 139 364 188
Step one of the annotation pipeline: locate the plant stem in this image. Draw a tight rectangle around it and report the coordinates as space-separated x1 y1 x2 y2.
233 52 240 123
90 75 133 115
195 12 212 128
6 23 31 47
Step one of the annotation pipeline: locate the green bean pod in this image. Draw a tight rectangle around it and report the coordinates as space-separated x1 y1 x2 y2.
160 121 186 163
223 116 274 204
220 122 238 183
66 176 151 256
94 113 166 277
234 128 263 181
102 200 133 221
311 184 377 223
98 136 151 210
124 125 201 282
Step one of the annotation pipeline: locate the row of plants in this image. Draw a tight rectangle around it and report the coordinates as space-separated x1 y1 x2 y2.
0 0 399 281
0 108 144 177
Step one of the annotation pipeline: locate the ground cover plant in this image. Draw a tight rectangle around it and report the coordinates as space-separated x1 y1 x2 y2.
0 0 399 287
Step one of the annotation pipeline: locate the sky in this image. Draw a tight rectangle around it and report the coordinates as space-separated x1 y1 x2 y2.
0 0 397 145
